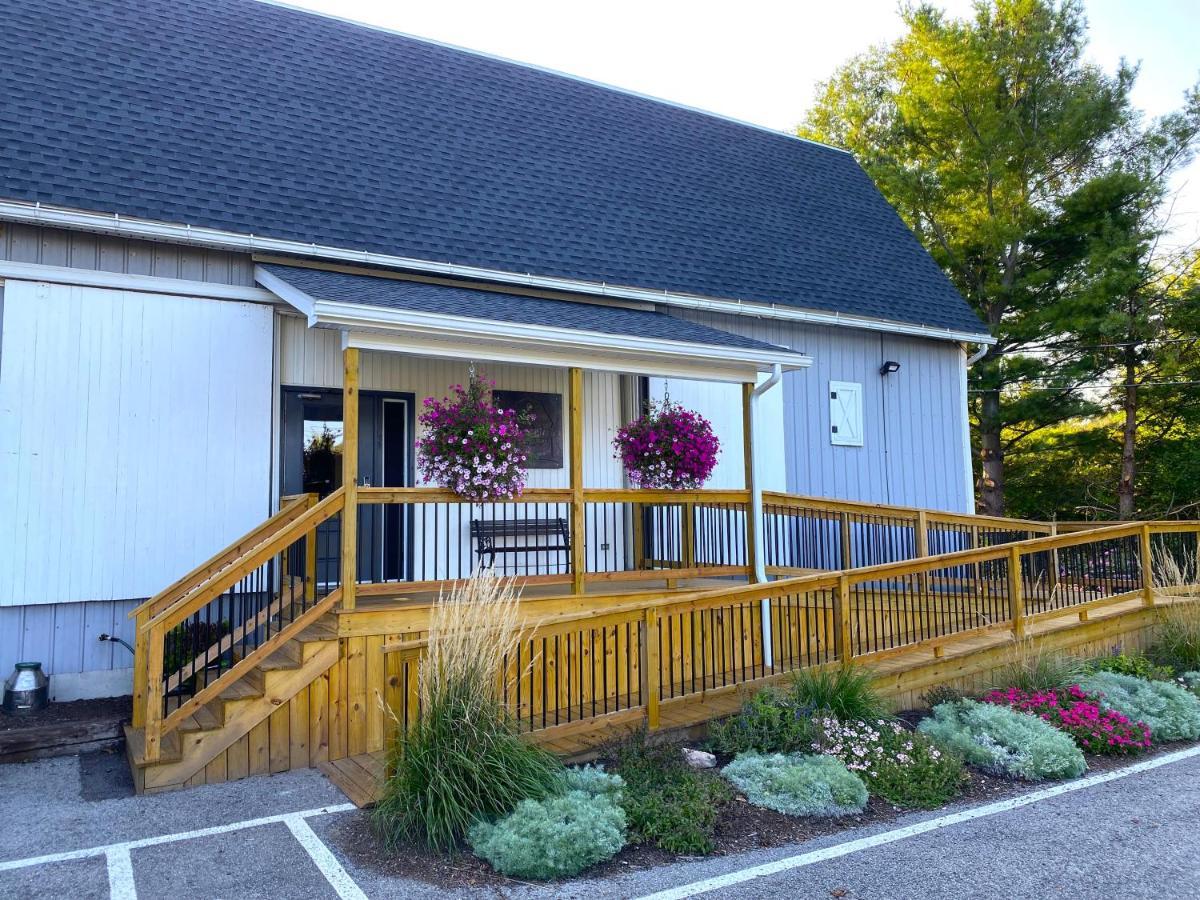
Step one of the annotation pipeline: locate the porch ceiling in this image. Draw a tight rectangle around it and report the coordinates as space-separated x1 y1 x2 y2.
256 262 811 382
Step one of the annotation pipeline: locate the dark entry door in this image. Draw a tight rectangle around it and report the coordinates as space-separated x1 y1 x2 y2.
281 388 412 585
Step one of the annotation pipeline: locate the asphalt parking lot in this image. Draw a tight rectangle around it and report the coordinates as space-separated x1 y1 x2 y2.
3 746 1199 899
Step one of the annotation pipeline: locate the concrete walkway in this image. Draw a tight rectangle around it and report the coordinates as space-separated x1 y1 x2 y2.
3 747 1199 898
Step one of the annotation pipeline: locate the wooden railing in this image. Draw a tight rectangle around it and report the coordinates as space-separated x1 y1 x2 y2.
382 520 1200 742
133 488 347 762
353 486 754 593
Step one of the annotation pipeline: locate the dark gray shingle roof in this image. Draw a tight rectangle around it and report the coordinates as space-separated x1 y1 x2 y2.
262 263 795 354
0 0 988 336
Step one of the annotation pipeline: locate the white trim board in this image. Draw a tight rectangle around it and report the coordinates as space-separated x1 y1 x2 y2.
0 259 277 304
0 199 995 345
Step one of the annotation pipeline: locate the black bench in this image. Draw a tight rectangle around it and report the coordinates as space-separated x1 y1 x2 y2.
470 517 571 569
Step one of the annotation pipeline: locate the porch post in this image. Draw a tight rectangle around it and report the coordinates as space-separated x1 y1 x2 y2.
341 346 360 610
569 367 586 594
742 382 758 581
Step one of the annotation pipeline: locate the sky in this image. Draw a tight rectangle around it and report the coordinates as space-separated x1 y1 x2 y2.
284 0 1200 246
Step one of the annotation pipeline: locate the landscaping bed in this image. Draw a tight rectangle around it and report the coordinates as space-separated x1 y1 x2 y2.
0 696 130 763
351 574 1200 890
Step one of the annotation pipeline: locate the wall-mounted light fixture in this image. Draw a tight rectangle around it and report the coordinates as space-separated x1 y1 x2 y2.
879 360 901 376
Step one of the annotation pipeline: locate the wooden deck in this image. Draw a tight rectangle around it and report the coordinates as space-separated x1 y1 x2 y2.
320 593 1160 808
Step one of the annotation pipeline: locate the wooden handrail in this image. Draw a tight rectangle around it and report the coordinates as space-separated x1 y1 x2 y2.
144 487 346 634
129 493 317 620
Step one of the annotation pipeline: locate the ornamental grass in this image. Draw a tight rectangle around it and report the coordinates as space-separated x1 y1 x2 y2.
371 572 563 852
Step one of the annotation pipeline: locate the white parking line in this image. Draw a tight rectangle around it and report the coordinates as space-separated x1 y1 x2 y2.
0 802 357 872
105 847 137 900
635 744 1200 900
286 815 369 900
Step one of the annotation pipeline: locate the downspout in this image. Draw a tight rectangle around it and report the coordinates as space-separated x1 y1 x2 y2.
960 342 988 512
751 363 784 667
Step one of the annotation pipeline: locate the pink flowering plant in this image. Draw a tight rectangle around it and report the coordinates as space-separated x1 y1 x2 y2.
810 716 965 809
416 374 529 501
981 685 1151 756
613 398 720 489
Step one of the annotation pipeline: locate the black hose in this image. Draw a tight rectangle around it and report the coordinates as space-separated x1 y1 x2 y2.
98 634 135 655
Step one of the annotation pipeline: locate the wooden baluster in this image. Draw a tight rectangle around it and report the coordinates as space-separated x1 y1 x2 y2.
1008 545 1025 640
840 512 853 570
305 522 318 606
632 501 646 572
1140 524 1155 606
1048 521 1060 597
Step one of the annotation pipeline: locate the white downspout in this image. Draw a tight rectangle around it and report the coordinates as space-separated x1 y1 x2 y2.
751 363 783 667
961 342 988 512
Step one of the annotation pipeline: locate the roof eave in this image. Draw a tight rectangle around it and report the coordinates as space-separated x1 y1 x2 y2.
1 198 994 345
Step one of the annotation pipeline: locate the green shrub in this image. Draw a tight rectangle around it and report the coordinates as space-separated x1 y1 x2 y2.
1151 601 1200 672
811 716 965 809
612 732 731 855
564 764 625 799
921 684 965 709
722 752 868 817
371 575 564 852
708 687 811 755
788 665 886 721
917 700 1086 781
468 788 626 880
991 641 1086 693
1087 651 1174 681
1079 671 1200 742
1180 672 1200 697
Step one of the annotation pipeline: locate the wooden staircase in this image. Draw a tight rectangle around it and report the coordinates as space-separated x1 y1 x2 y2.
126 617 339 793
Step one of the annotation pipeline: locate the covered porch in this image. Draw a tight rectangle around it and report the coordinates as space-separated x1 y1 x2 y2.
259 260 813 609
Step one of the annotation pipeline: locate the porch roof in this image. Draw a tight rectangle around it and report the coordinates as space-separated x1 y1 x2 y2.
257 263 811 381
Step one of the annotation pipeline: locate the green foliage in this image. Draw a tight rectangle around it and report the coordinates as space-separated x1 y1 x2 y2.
918 700 1087 781
1152 601 1200 673
992 643 1087 693
1087 651 1174 682
799 0 1200 516
708 688 811 756
1079 671 1200 741
788 665 886 721
371 575 565 852
468 789 626 880
921 685 965 709
564 765 626 799
1180 673 1200 697
612 732 731 855
812 717 966 810
722 753 868 818
371 679 564 852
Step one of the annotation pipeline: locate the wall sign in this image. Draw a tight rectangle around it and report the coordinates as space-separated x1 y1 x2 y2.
494 390 564 468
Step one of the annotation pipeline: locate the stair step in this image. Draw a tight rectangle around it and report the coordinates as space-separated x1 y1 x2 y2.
296 619 338 643
219 668 264 703
124 724 183 766
257 643 303 672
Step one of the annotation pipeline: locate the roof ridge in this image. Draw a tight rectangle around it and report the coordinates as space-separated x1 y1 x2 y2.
251 0 850 155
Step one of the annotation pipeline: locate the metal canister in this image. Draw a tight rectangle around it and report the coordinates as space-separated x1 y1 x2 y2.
2 662 49 715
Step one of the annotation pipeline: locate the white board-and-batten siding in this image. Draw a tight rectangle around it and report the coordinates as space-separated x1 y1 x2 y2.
663 309 972 514
0 281 274 611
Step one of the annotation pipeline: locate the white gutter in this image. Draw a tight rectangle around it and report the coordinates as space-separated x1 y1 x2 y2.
750 363 784 668
1 199 996 346
0 260 276 304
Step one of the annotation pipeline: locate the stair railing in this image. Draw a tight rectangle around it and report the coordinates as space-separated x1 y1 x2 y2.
134 487 346 763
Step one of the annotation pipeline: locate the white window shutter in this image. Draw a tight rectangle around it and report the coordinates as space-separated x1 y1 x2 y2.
829 381 864 447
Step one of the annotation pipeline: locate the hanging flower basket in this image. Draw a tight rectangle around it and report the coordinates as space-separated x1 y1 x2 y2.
613 398 720 490
417 374 529 501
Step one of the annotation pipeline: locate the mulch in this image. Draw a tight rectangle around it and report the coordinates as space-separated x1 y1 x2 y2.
330 717 1197 892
